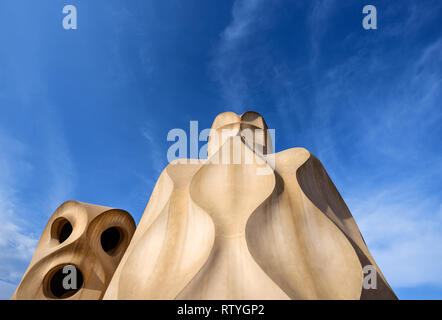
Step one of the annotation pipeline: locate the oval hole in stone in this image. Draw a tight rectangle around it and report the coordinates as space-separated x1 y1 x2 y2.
100 227 122 255
51 218 73 244
45 265 84 299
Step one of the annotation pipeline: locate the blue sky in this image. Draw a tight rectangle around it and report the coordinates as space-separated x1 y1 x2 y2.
0 0 441 299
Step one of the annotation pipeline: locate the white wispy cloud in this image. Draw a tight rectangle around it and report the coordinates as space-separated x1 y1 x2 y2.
351 184 442 287
141 124 167 177
0 280 15 299
0 110 76 299
211 0 442 293
221 0 264 47
306 0 336 68
311 24 442 290
0 135 38 298
211 0 267 112
42 123 77 216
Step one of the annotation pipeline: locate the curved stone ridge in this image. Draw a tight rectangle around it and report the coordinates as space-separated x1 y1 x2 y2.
103 111 397 300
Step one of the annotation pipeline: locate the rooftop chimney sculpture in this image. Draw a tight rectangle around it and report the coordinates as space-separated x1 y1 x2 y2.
13 111 397 300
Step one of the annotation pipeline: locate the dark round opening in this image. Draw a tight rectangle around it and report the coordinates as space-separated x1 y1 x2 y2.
100 227 122 255
51 218 73 244
48 266 83 299
58 221 73 243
